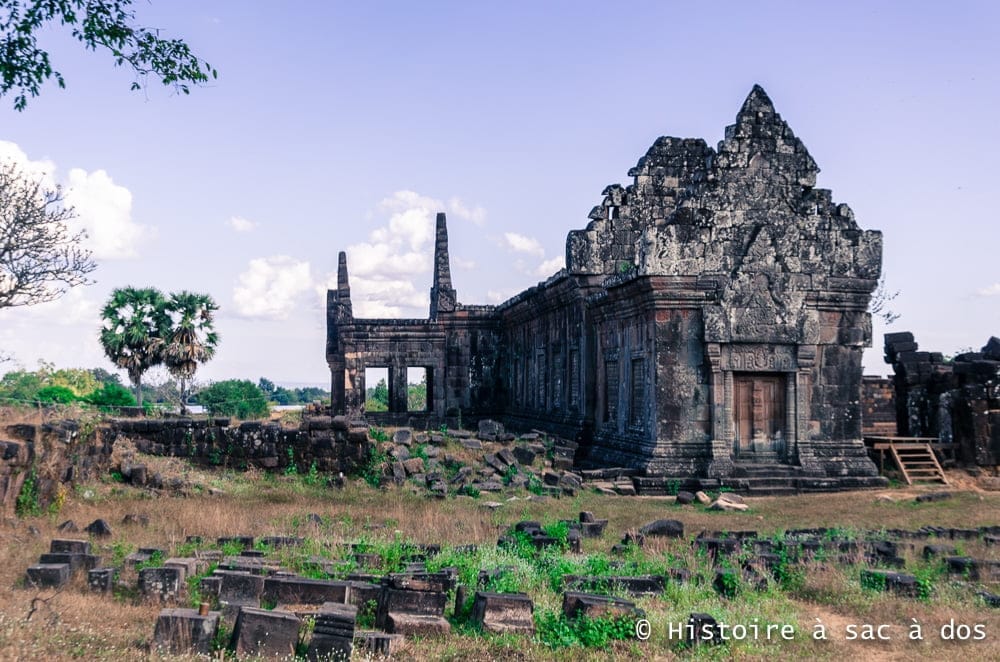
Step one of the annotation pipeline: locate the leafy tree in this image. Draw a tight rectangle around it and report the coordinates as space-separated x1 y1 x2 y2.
99 286 169 407
366 378 388 412
158 291 218 413
41 366 100 397
0 369 42 403
0 161 96 308
257 377 275 396
195 379 269 419
0 0 217 111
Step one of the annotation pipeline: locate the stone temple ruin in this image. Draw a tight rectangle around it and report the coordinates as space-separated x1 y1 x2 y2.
327 86 886 490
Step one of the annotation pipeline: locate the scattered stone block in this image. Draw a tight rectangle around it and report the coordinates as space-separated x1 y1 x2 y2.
392 429 412 446
709 499 749 512
262 576 351 605
38 552 99 573
354 631 405 656
307 603 357 660
470 591 534 634
49 538 91 555
387 571 456 593
153 607 221 655
675 491 695 505
163 558 199 582
695 491 712 505
139 567 184 602
88 567 116 592
385 612 451 636
860 570 921 597
218 571 264 609
561 591 644 620
915 492 952 503
686 612 722 645
639 519 684 538
375 588 447 629
84 519 112 537
232 606 301 659
26 563 70 588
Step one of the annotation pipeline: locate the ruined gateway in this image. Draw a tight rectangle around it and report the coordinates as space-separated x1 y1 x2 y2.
328 86 887 490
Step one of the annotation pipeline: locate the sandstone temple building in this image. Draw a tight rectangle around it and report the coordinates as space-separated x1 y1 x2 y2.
328 86 886 488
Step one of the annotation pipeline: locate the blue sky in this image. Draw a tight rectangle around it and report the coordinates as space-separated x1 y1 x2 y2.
1 1 997 386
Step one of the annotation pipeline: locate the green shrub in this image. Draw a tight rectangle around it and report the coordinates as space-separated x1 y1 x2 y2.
35 385 76 404
85 382 137 410
195 379 269 419
15 469 43 517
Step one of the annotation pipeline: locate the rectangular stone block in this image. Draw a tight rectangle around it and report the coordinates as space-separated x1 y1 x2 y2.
385 612 451 636
218 570 265 607
470 591 534 634
375 588 447 629
261 576 351 605
386 571 457 593
153 607 221 655
561 591 644 620
139 567 184 601
232 606 301 659
88 567 116 592
26 563 70 588
49 538 91 555
38 553 99 573
163 557 199 582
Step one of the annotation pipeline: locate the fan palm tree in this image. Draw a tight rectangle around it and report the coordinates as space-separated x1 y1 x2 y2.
99 287 169 407
161 291 219 413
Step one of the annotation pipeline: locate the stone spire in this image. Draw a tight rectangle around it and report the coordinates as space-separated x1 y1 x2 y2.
429 212 457 319
334 251 353 321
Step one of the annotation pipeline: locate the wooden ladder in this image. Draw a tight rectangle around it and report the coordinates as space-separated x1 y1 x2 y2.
888 443 949 485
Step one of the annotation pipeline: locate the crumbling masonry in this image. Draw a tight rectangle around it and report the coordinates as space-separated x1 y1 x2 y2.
327 86 886 489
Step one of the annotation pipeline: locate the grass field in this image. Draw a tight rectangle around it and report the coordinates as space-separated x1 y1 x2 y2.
1 454 998 661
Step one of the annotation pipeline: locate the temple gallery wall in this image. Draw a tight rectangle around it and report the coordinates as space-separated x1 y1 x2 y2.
327 86 887 489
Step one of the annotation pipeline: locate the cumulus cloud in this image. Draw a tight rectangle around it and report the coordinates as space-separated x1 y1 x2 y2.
65 168 148 259
228 216 258 232
448 197 487 226
500 232 545 257
234 256 313 319
0 140 148 260
977 283 1000 297
535 255 564 276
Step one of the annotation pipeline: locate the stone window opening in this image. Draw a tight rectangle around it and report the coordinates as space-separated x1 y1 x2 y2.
364 366 390 413
406 367 431 412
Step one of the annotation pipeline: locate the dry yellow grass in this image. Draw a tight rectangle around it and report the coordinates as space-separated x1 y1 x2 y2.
0 453 998 660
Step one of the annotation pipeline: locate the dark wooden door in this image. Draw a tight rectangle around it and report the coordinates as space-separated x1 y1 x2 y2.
734 374 785 455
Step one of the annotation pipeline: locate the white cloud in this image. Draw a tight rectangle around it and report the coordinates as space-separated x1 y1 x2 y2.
500 232 545 257
453 256 477 270
977 283 1000 297
535 255 564 276
234 256 313 319
0 140 148 260
228 215 258 232
65 168 148 259
448 197 487 226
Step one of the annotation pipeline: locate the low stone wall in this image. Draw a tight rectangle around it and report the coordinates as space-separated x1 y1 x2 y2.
111 416 373 475
0 419 115 515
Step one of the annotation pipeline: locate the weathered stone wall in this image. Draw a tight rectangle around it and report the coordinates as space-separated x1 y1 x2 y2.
111 416 373 474
0 419 115 515
862 376 897 436
885 333 1000 466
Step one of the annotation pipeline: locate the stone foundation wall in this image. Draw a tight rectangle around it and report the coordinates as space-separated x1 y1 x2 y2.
111 416 373 474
